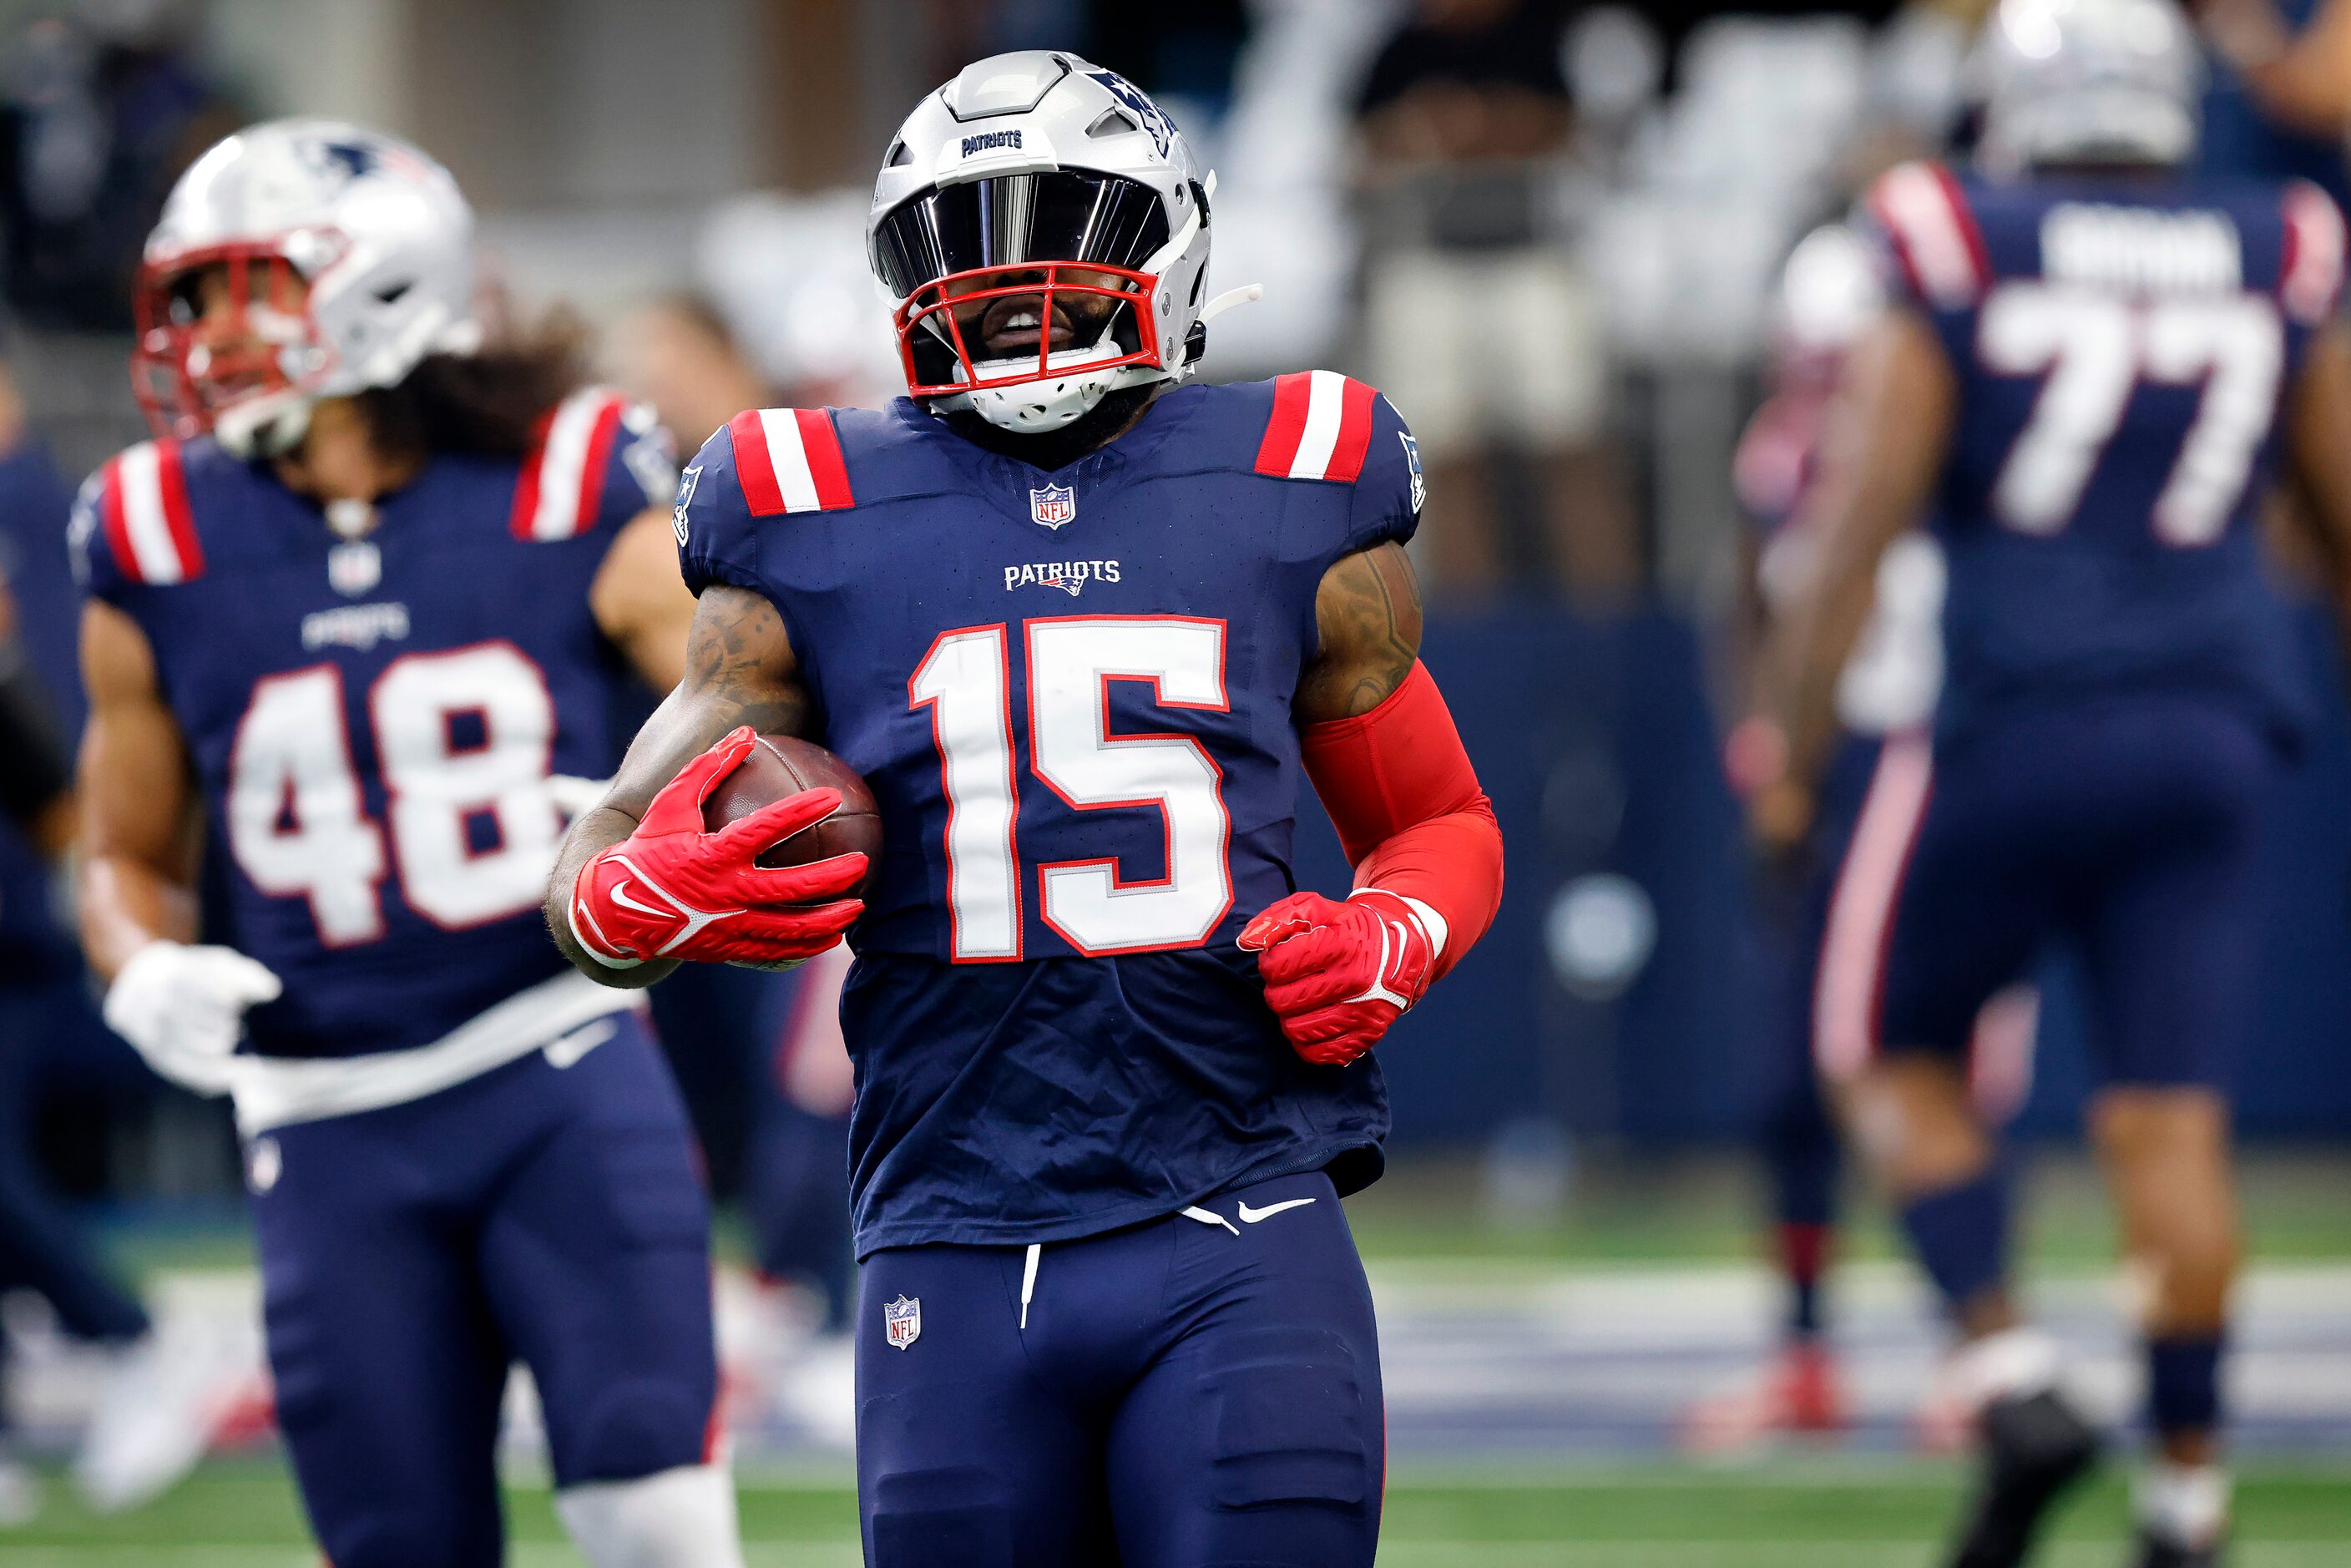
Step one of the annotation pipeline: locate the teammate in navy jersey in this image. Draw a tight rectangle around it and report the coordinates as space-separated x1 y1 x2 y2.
73 121 749 1567
1754 3 2351 1564
549 53 1506 1568
1696 225 2042 1455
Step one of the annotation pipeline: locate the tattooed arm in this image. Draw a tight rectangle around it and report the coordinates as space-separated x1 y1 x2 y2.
1296 540 1423 723
546 584 815 988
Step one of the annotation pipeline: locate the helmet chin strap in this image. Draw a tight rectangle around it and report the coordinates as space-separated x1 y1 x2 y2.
213 388 316 461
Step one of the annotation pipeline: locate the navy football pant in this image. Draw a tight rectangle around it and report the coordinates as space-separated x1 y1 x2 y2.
856 1171 1383 1568
1818 697 2270 1090
250 1013 719 1568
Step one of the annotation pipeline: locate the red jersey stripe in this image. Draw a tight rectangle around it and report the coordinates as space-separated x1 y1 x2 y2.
1327 377 1378 483
154 439 204 579
573 396 626 532
730 408 787 516
98 461 143 584
507 407 556 539
796 408 854 510
1254 372 1312 477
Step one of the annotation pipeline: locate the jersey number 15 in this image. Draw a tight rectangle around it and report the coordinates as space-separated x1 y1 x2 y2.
911 615 1233 961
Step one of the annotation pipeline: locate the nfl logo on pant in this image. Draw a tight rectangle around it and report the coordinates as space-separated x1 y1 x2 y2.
1029 483 1076 529
884 1294 922 1350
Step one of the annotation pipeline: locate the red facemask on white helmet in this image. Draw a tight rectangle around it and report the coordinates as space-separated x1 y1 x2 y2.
867 53 1236 435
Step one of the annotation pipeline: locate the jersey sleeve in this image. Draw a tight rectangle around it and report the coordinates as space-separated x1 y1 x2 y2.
1858 160 1990 316
673 420 764 596
68 440 206 604
674 407 857 598
1345 388 1424 553
508 388 675 545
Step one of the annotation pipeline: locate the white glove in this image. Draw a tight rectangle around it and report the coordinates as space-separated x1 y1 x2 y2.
101 943 282 1098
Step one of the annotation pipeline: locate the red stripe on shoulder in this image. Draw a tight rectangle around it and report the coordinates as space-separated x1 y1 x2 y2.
507 406 558 539
1254 372 1312 477
574 394 627 529
154 440 204 579
1926 164 1990 291
98 458 142 584
729 409 786 516
796 408 855 509
1327 377 1378 483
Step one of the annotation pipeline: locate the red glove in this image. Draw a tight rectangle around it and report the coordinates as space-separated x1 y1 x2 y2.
1237 889 1437 1066
569 727 866 970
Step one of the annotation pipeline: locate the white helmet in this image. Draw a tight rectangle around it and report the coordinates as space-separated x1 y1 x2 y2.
132 119 480 458
1975 0 2203 175
867 53 1216 434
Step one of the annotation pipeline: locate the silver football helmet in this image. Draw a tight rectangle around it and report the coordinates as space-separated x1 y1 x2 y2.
867 53 1223 434
133 119 480 458
1976 0 2204 174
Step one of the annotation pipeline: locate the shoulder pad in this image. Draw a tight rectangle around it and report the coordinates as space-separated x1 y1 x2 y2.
1254 371 1381 483
726 407 855 516
1865 161 1989 311
90 439 205 585
511 387 640 541
2281 180 2346 326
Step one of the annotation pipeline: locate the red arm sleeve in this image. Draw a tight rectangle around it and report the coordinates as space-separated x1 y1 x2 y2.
1298 660 1504 981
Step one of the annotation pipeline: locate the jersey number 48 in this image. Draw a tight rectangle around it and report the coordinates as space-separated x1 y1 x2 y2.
226 643 561 945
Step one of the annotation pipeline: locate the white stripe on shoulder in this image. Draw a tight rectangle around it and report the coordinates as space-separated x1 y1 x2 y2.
116 443 185 584
528 392 614 540
757 407 824 513
1288 369 1348 480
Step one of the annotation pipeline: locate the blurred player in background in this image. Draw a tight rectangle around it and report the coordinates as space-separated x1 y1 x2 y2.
72 121 744 1566
1695 224 2040 1454
551 52 1506 1567
0 371 169 1518
1757 1 2351 1562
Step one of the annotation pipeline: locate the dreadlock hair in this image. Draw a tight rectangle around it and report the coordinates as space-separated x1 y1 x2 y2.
353 308 592 462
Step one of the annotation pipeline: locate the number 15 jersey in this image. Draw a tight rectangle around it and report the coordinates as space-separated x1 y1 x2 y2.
675 376 1424 1256
1866 162 2344 746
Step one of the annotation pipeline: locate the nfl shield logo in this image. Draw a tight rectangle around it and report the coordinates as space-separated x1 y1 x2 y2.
884 1294 922 1350
327 539 382 596
1029 483 1077 529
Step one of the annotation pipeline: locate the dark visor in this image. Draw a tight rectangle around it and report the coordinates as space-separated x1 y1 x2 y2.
872 171 1171 298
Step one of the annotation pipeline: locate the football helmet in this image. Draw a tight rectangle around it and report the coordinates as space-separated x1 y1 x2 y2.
131 119 480 458
867 53 1218 433
1975 0 2202 174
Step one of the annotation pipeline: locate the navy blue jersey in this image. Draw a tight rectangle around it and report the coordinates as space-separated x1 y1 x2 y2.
1865 162 2343 743
675 373 1423 1254
73 390 673 1060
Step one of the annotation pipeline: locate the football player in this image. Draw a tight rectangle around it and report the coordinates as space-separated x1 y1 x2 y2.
549 53 1506 1568
1754 3 2351 1564
1695 225 2040 1454
74 122 751 1567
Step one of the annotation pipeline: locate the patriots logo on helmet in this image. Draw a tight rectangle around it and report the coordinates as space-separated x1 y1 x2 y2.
1087 70 1176 157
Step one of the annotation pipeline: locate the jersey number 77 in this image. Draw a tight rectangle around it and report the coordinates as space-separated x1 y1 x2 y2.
1979 282 2284 546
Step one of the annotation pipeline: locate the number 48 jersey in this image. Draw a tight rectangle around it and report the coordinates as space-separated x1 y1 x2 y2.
1866 161 2345 742
675 377 1423 1255
73 391 672 1060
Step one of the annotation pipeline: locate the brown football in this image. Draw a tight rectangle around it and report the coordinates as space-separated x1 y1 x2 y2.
702 732 882 898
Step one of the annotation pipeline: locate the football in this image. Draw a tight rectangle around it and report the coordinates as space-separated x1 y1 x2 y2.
702 732 882 897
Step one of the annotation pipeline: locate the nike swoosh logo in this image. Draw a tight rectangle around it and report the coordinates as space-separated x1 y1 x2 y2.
1236 1197 1317 1224
608 879 670 918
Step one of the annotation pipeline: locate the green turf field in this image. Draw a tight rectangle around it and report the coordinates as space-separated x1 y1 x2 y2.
0 1461 2346 1565
10 1152 2346 1564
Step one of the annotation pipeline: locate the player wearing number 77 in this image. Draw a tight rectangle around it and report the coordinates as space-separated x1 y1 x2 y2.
1750 3 2351 1565
74 123 760 1565
549 53 1504 1568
